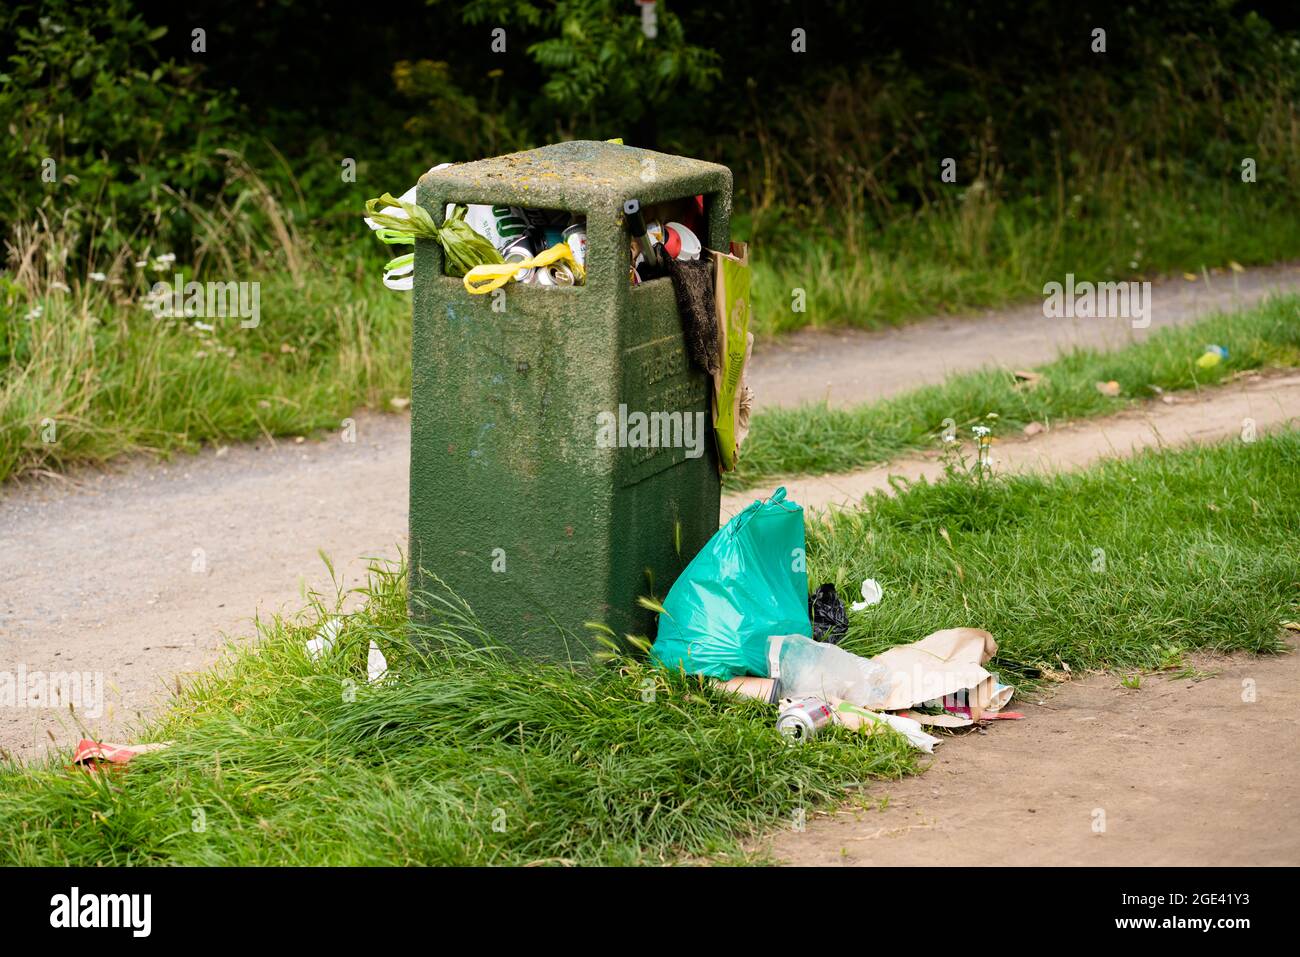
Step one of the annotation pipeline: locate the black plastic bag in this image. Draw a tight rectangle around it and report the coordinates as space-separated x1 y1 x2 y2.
809 583 848 644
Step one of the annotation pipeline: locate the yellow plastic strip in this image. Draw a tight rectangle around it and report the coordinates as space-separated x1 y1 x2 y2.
462 243 586 295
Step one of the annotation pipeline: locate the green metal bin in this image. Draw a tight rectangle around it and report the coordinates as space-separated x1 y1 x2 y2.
409 140 731 662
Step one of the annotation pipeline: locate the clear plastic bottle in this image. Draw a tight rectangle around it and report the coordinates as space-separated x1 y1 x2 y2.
769 634 892 710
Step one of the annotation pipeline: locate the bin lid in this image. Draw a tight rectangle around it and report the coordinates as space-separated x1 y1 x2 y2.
418 140 730 210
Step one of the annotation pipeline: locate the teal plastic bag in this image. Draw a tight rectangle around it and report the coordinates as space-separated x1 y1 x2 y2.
651 487 811 679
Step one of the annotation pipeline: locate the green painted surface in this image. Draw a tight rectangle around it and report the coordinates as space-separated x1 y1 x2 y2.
409 141 732 663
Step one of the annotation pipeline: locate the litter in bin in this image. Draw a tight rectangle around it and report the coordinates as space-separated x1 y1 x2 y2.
363 192 504 285
364 166 597 292
667 221 703 260
849 578 883 611
459 204 589 290
667 256 719 375
464 203 532 252
625 197 708 282
809 583 849 643
562 222 587 267
650 487 810 680
463 241 585 295
624 199 669 280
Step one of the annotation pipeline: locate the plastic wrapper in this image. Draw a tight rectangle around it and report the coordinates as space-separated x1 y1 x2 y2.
769 633 891 710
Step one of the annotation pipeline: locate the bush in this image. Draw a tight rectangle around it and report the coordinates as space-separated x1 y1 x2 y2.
0 0 241 266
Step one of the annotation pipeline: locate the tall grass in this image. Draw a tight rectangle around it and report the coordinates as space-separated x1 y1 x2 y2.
746 181 1300 335
0 565 915 865
0 154 408 481
739 35 1300 335
0 273 408 481
4 114 1300 480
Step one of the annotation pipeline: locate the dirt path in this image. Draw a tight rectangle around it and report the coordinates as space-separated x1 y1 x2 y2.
2 266 1298 763
722 370 1300 516
749 261 1300 407
0 416 410 760
766 643 1300 866
743 370 1300 865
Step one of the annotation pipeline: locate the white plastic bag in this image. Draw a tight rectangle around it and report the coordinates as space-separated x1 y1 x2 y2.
768 634 891 710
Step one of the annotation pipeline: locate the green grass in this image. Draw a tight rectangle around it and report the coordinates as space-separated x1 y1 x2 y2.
0 569 915 866
2 429 1295 865
810 430 1298 674
732 294 1300 489
0 268 410 483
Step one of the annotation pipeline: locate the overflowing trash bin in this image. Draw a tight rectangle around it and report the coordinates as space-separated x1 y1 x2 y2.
405 140 738 661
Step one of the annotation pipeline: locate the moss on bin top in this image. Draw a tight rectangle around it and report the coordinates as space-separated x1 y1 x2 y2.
418 140 731 211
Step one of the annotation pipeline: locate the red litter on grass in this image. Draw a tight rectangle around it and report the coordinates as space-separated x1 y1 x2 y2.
71 739 172 772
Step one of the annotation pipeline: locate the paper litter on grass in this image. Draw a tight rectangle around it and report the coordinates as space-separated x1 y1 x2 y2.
306 617 343 660
367 640 389 684
831 700 942 753
850 578 883 611
868 627 1015 725
72 740 172 770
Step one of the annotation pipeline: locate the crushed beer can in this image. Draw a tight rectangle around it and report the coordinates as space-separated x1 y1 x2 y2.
500 236 538 283
533 262 576 287
776 697 834 743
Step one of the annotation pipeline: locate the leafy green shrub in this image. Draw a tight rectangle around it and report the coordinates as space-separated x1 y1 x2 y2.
0 0 241 265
